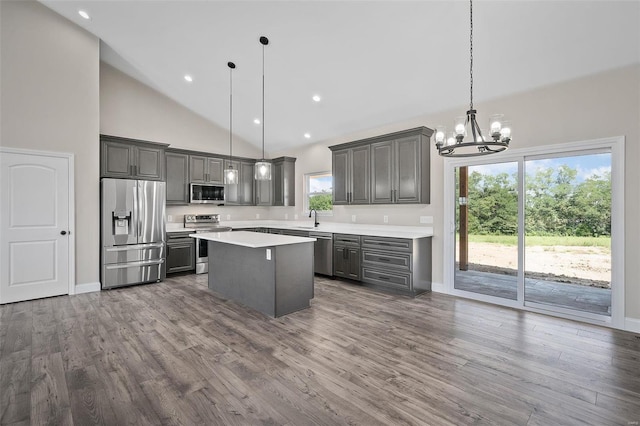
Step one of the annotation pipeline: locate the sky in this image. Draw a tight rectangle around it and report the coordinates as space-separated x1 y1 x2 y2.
468 153 611 183
309 174 333 193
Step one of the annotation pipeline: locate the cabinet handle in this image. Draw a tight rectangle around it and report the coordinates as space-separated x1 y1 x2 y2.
378 275 390 281
130 165 134 175
377 257 391 262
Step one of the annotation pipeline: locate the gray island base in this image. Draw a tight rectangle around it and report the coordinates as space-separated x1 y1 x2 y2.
191 231 315 317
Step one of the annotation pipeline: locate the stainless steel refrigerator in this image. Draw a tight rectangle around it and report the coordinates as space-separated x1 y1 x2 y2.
101 178 166 289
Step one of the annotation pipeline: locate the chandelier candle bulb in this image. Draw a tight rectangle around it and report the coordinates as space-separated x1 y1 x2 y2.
500 123 512 141
490 114 503 138
435 126 446 145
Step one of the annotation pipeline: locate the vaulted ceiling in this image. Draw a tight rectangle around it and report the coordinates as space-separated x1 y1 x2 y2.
41 1 640 151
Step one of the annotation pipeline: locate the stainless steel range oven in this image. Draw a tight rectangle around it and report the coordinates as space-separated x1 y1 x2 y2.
184 214 232 274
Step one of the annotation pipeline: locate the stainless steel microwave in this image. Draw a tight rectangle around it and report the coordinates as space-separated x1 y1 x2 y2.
190 183 224 204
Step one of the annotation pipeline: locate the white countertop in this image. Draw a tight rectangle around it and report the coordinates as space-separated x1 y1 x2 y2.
223 220 433 239
190 230 316 248
168 220 433 239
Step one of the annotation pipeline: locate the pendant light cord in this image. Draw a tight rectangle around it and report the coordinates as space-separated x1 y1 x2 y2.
469 0 474 112
261 42 265 161
229 65 233 162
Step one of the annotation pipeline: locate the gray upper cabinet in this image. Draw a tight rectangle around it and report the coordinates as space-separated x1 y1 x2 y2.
225 160 254 205
101 135 168 181
189 155 223 184
165 150 190 205
371 135 422 204
331 146 369 205
332 149 350 205
330 127 432 205
272 157 296 206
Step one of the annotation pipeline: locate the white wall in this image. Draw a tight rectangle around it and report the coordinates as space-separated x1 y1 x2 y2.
0 0 100 289
101 62 261 158
279 64 640 320
100 63 269 223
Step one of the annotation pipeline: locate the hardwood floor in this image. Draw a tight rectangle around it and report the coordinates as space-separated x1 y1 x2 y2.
2 274 640 425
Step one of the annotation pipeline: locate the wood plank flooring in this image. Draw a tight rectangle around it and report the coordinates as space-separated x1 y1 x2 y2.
2 274 640 425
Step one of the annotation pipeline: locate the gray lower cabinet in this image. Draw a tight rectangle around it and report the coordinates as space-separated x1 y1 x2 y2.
101 135 168 181
165 150 190 205
331 146 369 205
225 160 254 205
333 234 361 280
360 235 431 296
190 155 224 184
166 232 195 274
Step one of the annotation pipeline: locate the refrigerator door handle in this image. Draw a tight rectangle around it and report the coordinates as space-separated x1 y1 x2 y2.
104 242 165 252
136 183 143 240
105 259 165 270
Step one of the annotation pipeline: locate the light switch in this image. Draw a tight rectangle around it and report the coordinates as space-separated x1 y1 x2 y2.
167 215 173 222
266 248 272 260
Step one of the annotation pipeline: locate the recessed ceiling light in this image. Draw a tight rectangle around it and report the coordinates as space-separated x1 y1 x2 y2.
184 75 193 82
304 133 311 139
78 10 91 20
312 95 321 102
254 119 260 125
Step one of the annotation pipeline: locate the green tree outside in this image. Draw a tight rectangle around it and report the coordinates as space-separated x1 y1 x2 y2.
309 193 332 211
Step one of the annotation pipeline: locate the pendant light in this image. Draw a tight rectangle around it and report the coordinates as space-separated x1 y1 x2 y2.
224 61 239 185
255 36 272 180
434 0 512 157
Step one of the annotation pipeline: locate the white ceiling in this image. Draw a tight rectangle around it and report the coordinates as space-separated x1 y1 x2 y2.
40 1 640 152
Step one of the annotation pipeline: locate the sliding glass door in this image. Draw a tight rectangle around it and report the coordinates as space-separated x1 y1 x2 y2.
524 153 612 317
454 162 519 300
448 140 620 325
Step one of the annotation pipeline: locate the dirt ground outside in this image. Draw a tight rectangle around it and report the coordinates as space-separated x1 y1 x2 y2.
458 242 611 289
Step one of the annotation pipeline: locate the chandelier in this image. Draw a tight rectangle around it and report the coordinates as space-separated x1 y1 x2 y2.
435 0 512 157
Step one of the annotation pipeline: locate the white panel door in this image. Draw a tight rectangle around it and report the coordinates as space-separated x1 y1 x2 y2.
1 151 71 303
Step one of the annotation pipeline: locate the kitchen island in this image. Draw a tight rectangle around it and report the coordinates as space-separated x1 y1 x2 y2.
190 231 316 317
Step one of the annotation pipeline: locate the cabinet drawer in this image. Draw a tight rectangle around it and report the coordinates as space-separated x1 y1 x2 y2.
333 234 360 247
362 250 411 271
362 268 412 290
361 236 411 252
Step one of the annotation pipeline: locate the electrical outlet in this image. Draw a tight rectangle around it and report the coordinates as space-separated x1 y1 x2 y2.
256 213 260 219
420 216 433 224
294 214 298 220
351 215 356 222
285 213 289 220
266 248 272 260
383 215 388 223
167 215 173 222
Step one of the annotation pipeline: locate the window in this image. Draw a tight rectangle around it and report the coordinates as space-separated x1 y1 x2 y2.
305 171 333 214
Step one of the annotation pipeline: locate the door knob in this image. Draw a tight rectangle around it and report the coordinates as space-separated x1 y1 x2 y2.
60 231 67 235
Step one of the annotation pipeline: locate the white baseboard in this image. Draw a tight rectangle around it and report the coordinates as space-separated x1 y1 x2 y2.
74 281 101 294
431 281 446 293
625 317 640 334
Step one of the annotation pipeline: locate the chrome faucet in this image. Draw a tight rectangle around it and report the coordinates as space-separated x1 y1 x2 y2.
309 209 319 227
